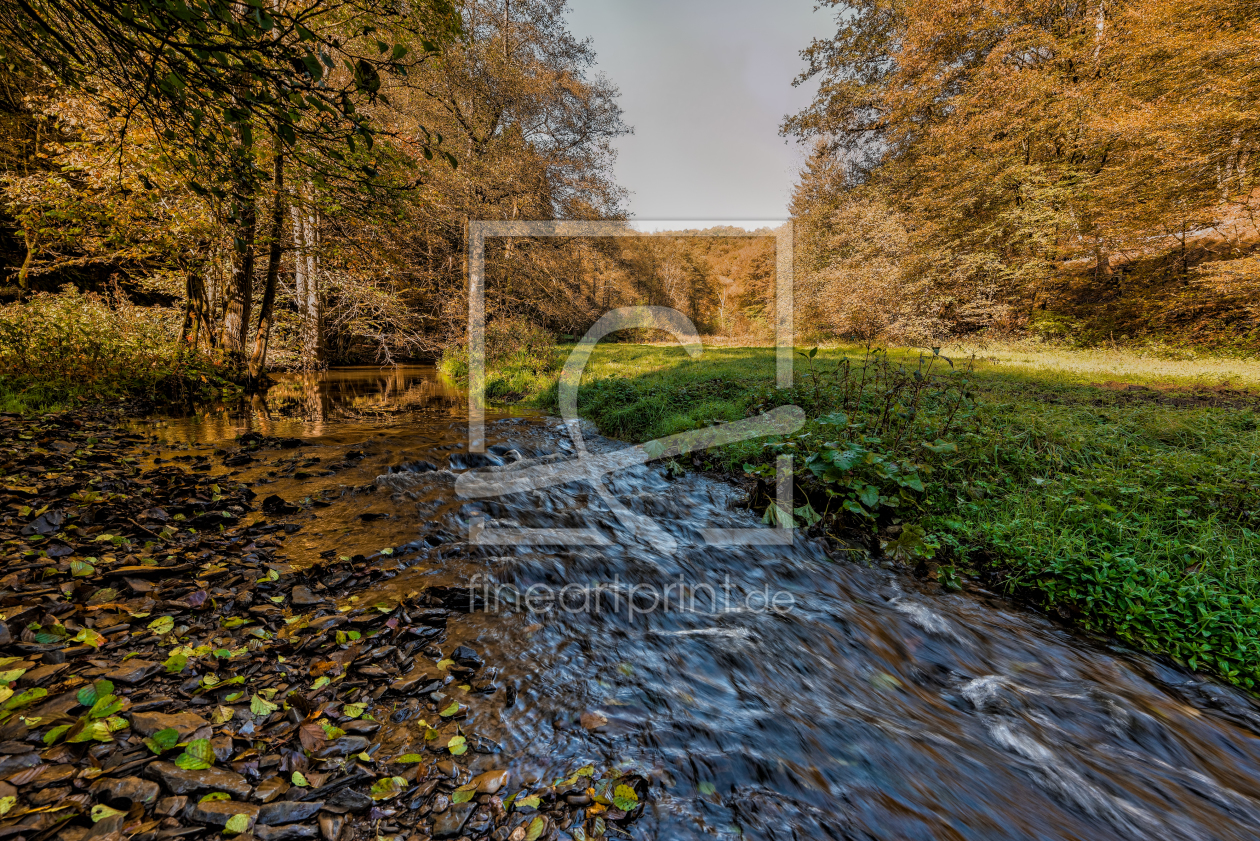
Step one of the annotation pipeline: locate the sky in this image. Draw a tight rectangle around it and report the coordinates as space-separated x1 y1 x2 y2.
564 0 836 232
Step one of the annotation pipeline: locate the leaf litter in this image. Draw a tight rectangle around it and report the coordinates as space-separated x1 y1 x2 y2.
0 410 646 841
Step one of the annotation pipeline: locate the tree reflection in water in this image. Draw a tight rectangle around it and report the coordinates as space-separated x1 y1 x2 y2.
147 366 468 445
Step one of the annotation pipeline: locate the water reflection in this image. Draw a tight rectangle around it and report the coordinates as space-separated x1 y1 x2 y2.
150 365 467 443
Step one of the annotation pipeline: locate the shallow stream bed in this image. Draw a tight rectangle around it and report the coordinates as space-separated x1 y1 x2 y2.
138 365 1260 841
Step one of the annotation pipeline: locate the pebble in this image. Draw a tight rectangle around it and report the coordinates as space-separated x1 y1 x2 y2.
463 809 493 836
253 776 290 804
18 662 69 686
89 775 160 807
105 659 162 685
129 711 211 740
85 814 126 841
307 614 348 632
0 753 39 778
318 813 345 841
430 801 474 839
211 734 235 762
472 770 510 795
155 796 187 817
391 666 437 694
255 824 322 841
450 646 483 670
291 586 322 606
183 798 259 828
258 800 325 825
314 736 370 758
145 761 253 799
32 764 76 786
29 785 68 806
327 788 372 813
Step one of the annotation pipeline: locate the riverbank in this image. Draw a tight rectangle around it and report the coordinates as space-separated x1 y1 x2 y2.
451 341 1260 689
0 406 642 841
10 367 1260 839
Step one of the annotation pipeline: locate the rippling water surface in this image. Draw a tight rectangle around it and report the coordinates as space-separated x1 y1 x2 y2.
138 365 1260 841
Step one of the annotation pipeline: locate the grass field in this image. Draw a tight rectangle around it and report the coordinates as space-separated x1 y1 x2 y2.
446 340 1260 689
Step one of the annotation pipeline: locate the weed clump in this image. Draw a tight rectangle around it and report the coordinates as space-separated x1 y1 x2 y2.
440 315 560 400
0 287 233 411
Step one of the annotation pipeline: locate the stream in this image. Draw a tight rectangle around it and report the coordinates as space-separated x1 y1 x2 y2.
136 365 1260 841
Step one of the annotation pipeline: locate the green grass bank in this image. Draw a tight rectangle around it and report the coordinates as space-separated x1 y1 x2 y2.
444 340 1260 689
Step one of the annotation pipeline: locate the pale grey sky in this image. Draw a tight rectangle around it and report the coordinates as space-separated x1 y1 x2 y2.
564 1 834 230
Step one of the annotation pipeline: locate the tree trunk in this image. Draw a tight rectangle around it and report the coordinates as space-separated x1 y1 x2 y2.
248 149 286 383
1092 233 1109 282
17 229 37 291
221 195 257 360
220 116 257 363
291 186 322 368
180 268 216 355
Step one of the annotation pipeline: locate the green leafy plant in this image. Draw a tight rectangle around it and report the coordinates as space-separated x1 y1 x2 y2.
755 348 974 548
936 563 963 591
44 680 129 745
143 727 180 755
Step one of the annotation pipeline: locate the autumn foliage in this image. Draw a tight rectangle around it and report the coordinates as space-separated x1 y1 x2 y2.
786 0 1260 348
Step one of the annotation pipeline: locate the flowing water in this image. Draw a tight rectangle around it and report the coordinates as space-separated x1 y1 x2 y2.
137 365 1260 841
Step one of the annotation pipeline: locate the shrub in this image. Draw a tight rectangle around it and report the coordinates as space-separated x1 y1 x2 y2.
745 347 974 549
439 315 560 401
0 286 230 410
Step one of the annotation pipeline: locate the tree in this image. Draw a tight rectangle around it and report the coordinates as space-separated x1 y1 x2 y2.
322 0 629 356
0 0 464 364
0 0 464 174
1 86 216 297
784 0 1260 342
0 0 643 372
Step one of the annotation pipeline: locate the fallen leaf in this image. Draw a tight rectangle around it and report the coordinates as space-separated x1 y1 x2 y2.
370 776 407 801
224 813 251 835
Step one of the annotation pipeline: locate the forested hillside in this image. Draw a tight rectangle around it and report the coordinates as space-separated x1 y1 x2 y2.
784 0 1260 350
592 229 777 338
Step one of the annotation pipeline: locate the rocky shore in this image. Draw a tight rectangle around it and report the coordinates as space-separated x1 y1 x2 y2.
0 410 644 841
